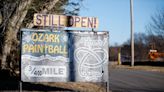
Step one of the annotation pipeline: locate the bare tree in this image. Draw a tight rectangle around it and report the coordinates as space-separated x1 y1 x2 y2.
1 0 33 70
121 9 164 62
146 8 164 52
147 9 164 37
122 33 149 61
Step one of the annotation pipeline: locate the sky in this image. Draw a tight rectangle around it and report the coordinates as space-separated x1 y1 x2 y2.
79 0 164 46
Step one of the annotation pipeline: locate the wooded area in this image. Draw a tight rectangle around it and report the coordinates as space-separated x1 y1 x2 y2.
109 9 164 62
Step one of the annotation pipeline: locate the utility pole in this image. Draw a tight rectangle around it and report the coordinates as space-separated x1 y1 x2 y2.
130 0 134 66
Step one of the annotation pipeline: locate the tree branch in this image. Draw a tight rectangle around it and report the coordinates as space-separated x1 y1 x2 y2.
27 0 59 28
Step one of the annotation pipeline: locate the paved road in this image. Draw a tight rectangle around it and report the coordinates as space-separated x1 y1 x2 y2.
109 68 164 92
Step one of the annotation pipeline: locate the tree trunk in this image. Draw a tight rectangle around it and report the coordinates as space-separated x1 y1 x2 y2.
1 0 33 69
1 0 60 69
0 12 2 25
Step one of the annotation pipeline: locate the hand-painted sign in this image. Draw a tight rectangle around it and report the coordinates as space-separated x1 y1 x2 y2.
21 29 109 83
24 65 66 77
21 29 69 82
69 31 109 82
33 14 99 28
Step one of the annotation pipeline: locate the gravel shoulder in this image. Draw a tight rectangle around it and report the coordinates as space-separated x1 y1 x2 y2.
110 61 164 73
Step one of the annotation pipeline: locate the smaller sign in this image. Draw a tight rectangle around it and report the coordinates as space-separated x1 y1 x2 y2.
21 29 69 82
69 31 109 82
33 14 99 28
24 65 66 77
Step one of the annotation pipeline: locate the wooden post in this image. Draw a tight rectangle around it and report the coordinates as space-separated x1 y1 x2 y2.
118 48 121 65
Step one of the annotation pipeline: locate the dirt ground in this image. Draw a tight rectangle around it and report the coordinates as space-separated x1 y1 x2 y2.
0 69 108 92
1 61 164 92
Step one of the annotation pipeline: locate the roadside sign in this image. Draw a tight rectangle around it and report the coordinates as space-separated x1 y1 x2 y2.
21 29 69 82
20 12 109 91
21 29 109 83
33 14 99 28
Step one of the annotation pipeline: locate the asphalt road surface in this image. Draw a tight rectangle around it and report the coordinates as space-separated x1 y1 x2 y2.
109 68 164 92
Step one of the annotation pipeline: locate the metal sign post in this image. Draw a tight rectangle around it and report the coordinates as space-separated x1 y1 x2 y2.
19 81 22 92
